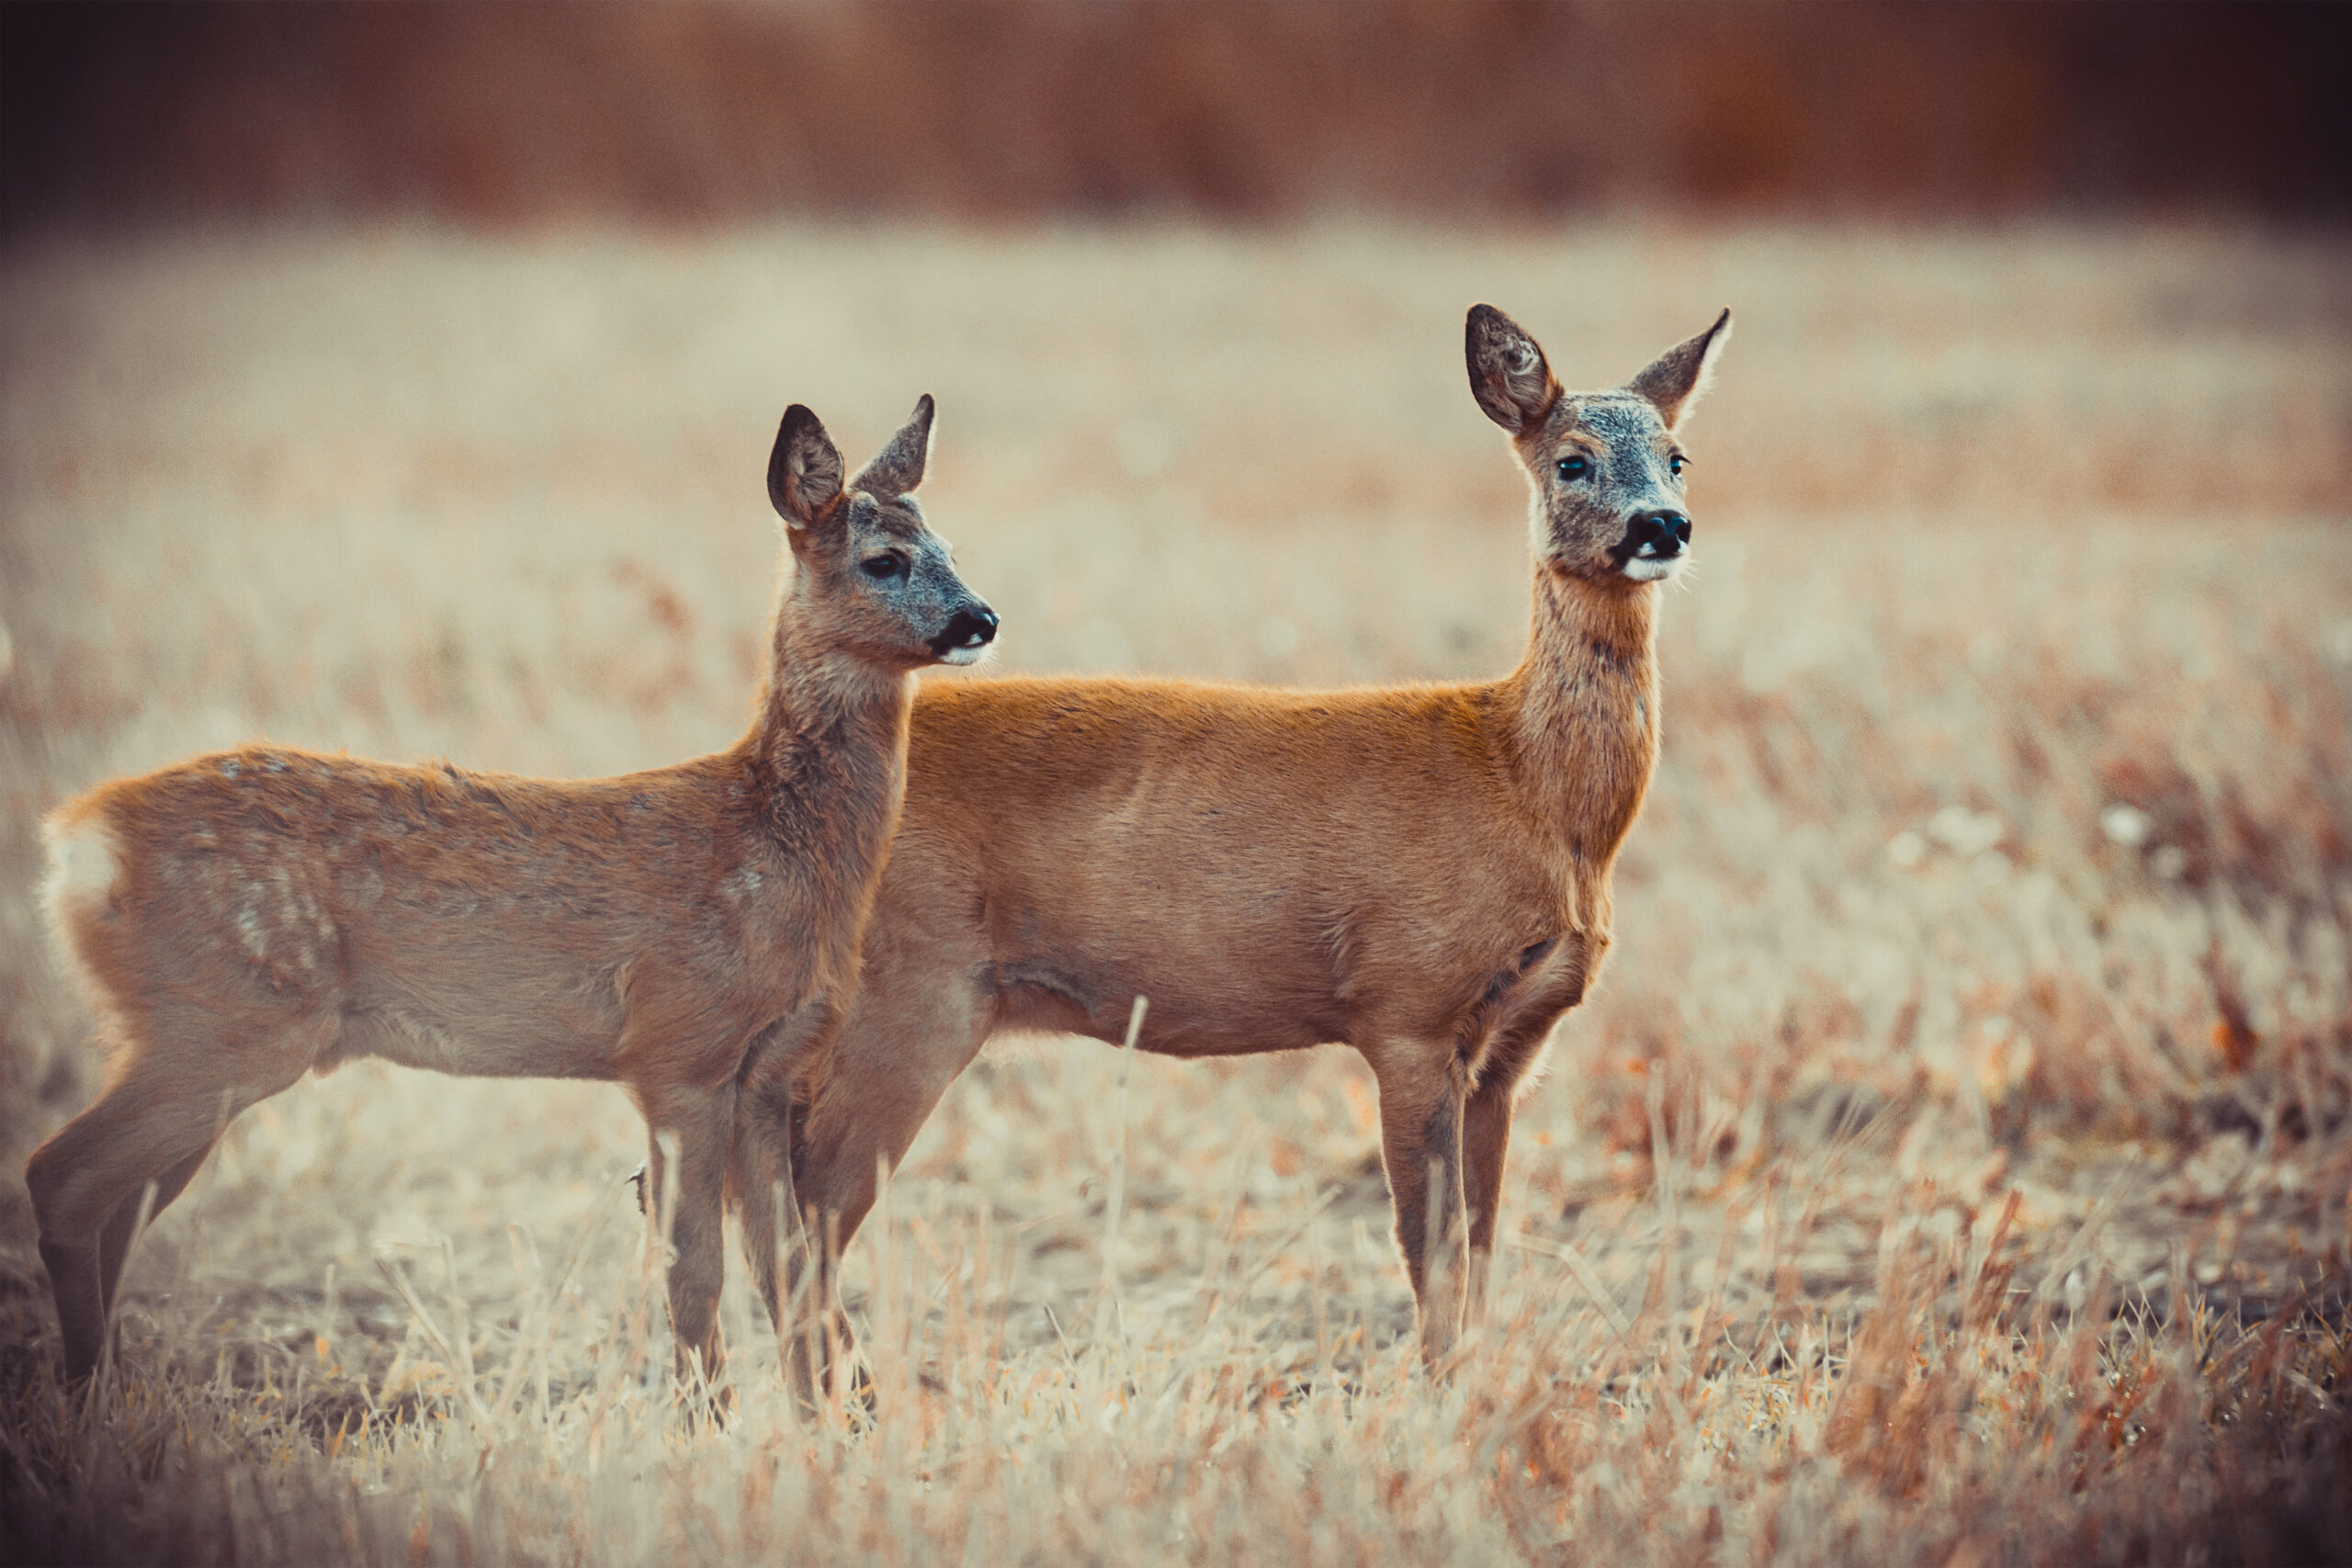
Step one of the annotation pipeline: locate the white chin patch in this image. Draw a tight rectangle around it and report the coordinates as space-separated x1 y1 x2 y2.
1622 556 1684 582
938 641 991 667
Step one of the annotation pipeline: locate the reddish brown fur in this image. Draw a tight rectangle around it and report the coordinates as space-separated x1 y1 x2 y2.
27 398 995 1395
779 308 1731 1378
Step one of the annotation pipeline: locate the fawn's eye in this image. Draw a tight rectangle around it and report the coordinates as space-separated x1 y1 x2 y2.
861 553 908 581
1556 455 1589 481
1669 454 1687 478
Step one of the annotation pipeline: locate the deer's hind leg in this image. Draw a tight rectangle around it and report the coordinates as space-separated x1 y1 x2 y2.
26 1000 320 1384
94 1140 217 1321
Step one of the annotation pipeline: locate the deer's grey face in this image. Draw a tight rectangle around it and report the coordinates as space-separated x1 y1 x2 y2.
1528 393 1692 583
827 489 998 667
1466 304 1731 588
768 396 999 671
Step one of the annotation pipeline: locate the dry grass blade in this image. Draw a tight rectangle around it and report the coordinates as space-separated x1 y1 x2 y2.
373 1249 498 1433
1096 994 1148 1336
1507 1231 1635 1340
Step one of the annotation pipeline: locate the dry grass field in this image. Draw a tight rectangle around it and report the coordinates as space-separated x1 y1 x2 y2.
1 221 2348 1565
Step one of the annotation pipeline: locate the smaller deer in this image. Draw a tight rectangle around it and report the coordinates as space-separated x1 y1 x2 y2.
28 395 997 1394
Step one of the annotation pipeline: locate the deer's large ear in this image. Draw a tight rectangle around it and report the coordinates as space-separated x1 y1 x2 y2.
768 404 844 529
1628 310 1732 432
852 393 935 497
1466 305 1561 434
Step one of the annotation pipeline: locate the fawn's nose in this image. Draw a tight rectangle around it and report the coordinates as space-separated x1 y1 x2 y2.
1629 511 1692 558
933 604 999 656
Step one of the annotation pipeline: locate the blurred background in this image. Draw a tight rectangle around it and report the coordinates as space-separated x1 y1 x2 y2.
4 0 2349 226
2 8 2350 1559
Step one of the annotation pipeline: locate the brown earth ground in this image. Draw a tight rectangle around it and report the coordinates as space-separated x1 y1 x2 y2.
1 222 2348 1564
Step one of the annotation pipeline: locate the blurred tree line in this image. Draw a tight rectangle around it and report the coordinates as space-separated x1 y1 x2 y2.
5 0 2346 229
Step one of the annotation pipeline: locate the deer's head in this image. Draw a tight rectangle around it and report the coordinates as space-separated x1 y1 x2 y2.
768 396 999 669
1467 306 1731 586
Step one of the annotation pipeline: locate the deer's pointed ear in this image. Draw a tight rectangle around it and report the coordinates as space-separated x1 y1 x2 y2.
1466 305 1561 434
1628 309 1732 432
852 393 935 497
768 404 845 530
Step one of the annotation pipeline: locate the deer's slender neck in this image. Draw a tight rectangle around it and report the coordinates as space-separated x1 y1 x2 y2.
1503 568 1662 869
744 586 916 864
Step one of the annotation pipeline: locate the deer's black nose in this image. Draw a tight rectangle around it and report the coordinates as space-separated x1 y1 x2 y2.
1630 511 1691 558
934 604 999 655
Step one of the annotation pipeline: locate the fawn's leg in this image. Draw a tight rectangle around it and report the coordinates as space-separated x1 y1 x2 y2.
1368 1047 1470 1367
641 1083 737 1411
28 1027 304 1384
94 1140 217 1322
734 998 840 1348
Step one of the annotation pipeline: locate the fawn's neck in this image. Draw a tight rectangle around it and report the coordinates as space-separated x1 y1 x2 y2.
743 592 917 887
1502 569 1662 873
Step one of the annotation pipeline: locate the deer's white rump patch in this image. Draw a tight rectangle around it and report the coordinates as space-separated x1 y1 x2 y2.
42 815 122 931
41 814 124 1019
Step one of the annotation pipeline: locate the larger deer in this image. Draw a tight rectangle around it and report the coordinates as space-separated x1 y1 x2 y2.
771 307 1728 1382
28 395 998 1392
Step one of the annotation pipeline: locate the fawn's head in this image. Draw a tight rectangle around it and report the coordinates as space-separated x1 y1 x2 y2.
767 395 999 669
1467 305 1732 586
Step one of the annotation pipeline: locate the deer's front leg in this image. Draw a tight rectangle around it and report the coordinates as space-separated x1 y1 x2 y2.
730 996 839 1348
639 1082 736 1412
1461 1073 1517 1325
1368 1048 1470 1367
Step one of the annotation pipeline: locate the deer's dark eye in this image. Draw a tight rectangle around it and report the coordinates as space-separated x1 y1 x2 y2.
861 553 908 581
1556 455 1589 481
1669 454 1687 477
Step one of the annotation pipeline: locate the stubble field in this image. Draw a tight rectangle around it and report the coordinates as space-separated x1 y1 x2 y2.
1 221 2348 1565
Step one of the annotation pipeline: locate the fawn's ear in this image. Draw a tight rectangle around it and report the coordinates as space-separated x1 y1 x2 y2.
768 404 845 530
1628 309 1733 432
1466 305 1561 434
852 394 935 497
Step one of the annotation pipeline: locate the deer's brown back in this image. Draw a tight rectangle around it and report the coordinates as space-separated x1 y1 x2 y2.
59 744 808 1085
